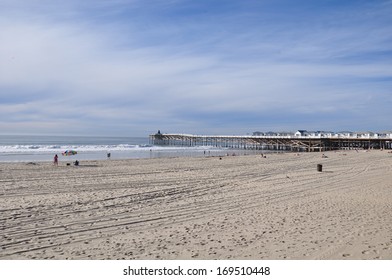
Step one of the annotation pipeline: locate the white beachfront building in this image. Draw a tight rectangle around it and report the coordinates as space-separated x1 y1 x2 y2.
317 131 334 137
294 130 308 137
252 131 264 136
294 130 333 137
252 131 294 137
336 131 356 138
276 131 294 137
356 131 377 138
265 131 278 136
377 131 392 138
252 131 278 136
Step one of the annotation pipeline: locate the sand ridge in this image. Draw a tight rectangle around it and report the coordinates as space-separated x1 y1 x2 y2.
1 150 392 259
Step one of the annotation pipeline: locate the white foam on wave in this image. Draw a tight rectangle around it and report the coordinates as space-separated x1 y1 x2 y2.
0 144 222 154
0 144 138 153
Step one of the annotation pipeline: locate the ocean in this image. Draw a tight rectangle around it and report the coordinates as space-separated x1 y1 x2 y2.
0 135 254 162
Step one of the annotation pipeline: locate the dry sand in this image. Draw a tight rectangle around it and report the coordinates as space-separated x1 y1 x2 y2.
1 150 392 260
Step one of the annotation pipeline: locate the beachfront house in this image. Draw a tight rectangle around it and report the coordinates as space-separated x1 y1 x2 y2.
276 131 294 137
252 131 264 136
337 131 355 138
378 131 392 138
294 130 308 137
320 131 334 137
356 131 376 138
308 131 334 137
307 131 319 137
265 131 278 136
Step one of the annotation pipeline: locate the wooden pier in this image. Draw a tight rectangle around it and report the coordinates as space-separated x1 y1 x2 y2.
149 133 392 152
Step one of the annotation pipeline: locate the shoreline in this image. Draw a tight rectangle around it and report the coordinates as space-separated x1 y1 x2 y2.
0 147 269 163
1 150 392 260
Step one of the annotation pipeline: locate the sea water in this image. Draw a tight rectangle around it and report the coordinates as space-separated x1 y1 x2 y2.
0 135 254 162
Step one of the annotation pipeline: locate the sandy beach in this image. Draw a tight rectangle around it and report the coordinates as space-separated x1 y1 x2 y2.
1 150 391 260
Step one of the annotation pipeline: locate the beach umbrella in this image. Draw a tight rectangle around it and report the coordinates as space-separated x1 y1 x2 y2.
62 150 77 156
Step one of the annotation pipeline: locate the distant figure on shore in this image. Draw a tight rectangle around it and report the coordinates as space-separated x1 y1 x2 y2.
54 154 58 166
107 152 111 159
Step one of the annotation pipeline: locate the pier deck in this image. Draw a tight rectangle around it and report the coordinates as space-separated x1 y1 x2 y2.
150 133 392 152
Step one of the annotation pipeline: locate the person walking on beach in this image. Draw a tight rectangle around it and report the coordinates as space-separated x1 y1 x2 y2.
54 154 58 166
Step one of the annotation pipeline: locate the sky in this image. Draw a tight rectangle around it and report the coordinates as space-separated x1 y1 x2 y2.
1 0 391 137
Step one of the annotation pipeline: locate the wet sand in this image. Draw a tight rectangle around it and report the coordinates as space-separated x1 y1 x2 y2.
1 150 392 259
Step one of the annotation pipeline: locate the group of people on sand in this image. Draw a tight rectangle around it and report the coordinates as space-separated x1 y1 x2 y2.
53 152 112 166
53 154 79 166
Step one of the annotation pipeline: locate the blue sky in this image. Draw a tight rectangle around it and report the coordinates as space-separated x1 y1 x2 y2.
1 0 391 136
